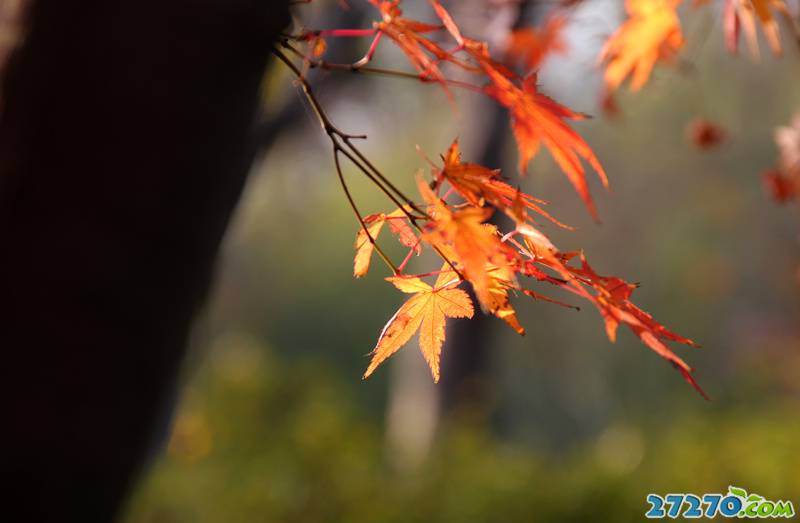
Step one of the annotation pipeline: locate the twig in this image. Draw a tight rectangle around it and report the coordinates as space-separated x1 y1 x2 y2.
334 148 399 274
272 45 465 281
280 40 484 94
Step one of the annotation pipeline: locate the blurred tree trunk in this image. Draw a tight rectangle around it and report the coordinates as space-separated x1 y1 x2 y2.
439 103 509 416
440 0 541 418
385 0 537 466
0 0 288 520
384 105 509 468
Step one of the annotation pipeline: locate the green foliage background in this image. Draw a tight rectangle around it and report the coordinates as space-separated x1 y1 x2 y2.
125 341 799 523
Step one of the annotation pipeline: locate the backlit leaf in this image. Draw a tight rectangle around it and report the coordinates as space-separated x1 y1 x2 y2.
600 0 684 92
363 267 474 382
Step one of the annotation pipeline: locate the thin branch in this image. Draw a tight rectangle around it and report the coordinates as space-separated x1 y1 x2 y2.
280 40 484 94
274 46 426 221
342 135 429 216
272 45 465 281
334 148 399 275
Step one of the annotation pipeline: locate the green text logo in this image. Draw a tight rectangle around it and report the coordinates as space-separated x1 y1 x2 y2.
645 486 794 519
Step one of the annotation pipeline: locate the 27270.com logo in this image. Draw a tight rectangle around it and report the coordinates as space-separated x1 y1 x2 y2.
645 486 795 519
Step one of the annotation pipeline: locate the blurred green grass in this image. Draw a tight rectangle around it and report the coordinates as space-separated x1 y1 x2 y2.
123 336 800 523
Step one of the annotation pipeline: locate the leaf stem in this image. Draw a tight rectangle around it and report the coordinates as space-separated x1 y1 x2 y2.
317 28 377 38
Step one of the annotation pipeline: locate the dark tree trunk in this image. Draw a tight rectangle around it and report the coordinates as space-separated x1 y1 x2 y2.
0 1 288 520
439 104 509 415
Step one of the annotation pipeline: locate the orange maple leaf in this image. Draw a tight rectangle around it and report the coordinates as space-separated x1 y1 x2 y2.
485 264 526 335
425 0 607 219
370 0 466 93
512 230 706 397
430 0 525 79
437 139 571 228
505 15 568 72
418 176 517 311
483 72 608 220
363 268 474 382
565 254 707 398
600 0 684 92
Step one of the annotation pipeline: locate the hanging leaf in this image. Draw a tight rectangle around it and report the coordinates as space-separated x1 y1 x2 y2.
600 0 684 92
363 268 474 382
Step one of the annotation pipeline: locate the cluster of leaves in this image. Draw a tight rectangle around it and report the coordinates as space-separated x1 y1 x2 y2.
274 0 799 396
356 141 706 398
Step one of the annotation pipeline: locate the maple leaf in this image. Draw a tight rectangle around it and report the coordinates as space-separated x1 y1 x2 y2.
762 169 797 203
354 213 388 278
282 0 707 395
565 254 707 398
424 0 607 219
363 268 474 382
687 118 726 149
600 0 684 92
762 112 800 203
505 15 568 73
510 228 706 397
370 0 467 93
417 176 518 312
429 0 506 73
429 0 463 45
437 139 571 228
723 0 791 58
353 208 420 277
483 71 608 220
485 264 526 335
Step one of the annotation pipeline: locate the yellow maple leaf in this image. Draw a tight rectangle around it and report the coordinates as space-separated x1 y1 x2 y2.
600 0 684 92
353 208 420 278
363 268 474 382
354 214 387 278
485 264 525 335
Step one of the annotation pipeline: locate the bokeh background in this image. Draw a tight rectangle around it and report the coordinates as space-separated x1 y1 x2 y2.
124 1 800 521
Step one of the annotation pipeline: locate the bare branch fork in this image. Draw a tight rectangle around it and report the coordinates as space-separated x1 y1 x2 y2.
271 47 464 279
